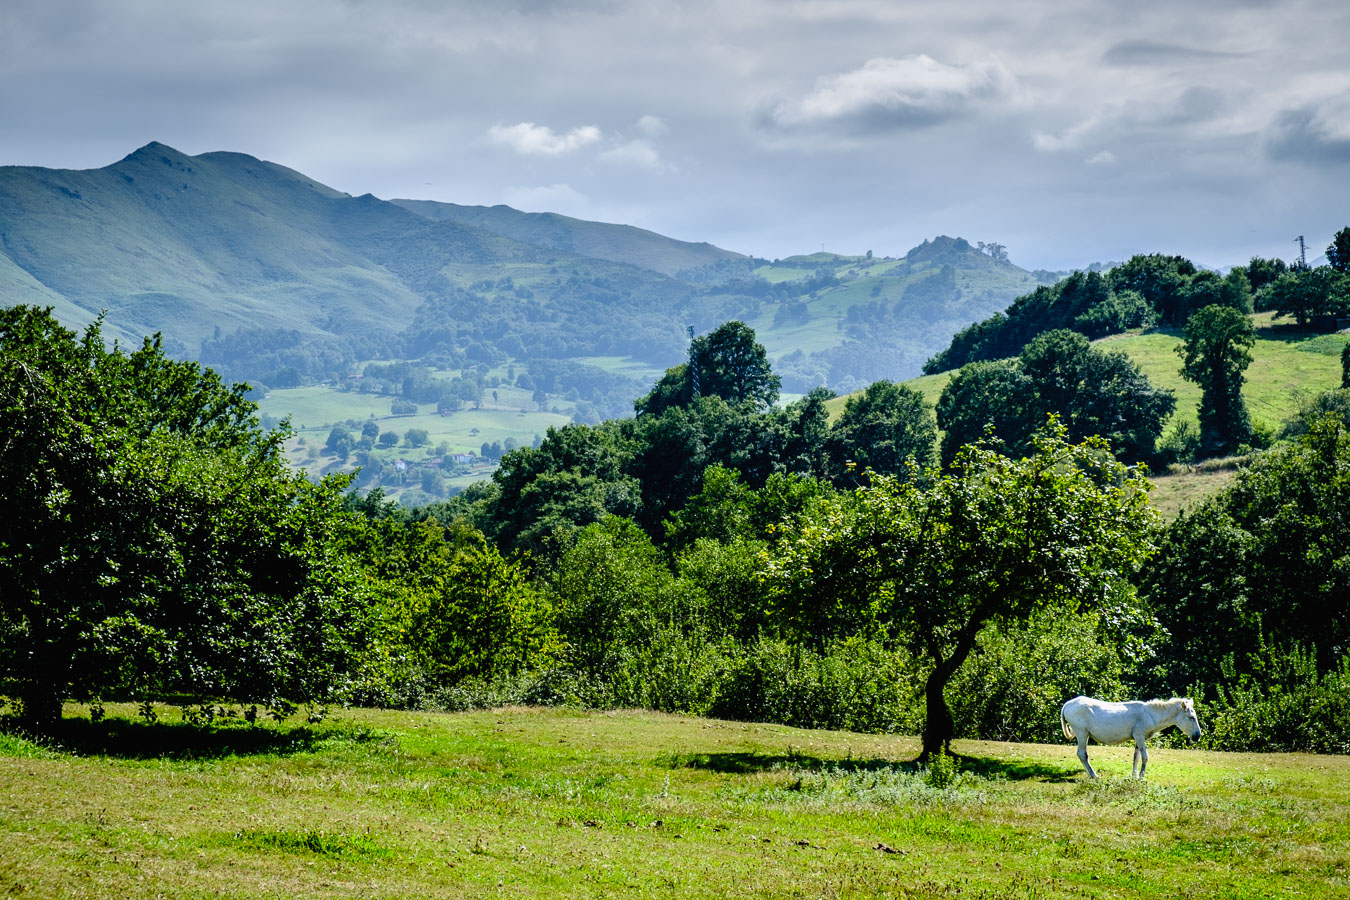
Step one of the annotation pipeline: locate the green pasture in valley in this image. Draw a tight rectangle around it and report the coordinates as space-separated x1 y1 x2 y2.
256 383 575 496
1 705 1346 898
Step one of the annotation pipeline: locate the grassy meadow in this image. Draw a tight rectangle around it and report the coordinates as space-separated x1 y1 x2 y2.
2 704 1347 899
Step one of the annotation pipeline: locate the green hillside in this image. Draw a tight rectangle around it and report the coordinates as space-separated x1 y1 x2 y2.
0 142 714 367
1 144 1049 400
883 314 1347 433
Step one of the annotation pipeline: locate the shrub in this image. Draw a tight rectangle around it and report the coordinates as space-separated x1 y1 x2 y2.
947 611 1130 743
1197 645 1350 754
710 636 923 735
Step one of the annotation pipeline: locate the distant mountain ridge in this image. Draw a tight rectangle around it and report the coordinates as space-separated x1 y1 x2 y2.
1 142 1052 398
0 142 712 352
390 199 742 277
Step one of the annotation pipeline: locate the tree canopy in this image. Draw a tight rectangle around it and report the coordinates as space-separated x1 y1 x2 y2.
635 321 780 416
936 329 1174 465
825 379 936 486
1177 305 1256 457
1144 416 1350 690
0 306 375 732
763 425 1157 758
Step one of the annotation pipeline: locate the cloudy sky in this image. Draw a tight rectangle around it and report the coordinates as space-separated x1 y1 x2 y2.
3 0 1347 270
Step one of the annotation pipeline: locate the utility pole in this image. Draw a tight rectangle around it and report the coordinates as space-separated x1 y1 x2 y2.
1295 235 1308 269
687 325 699 398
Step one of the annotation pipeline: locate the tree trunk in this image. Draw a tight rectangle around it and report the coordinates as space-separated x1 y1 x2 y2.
919 612 989 760
18 687 62 736
920 662 957 760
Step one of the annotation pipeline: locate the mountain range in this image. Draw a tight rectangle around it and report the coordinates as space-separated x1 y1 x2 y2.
0 142 1057 395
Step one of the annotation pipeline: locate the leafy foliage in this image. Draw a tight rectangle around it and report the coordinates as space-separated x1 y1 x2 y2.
0 306 375 732
1259 266 1350 326
634 321 780 416
1143 416 1350 692
763 424 1158 756
925 252 1263 374
937 330 1174 465
825 380 936 486
1177 304 1256 457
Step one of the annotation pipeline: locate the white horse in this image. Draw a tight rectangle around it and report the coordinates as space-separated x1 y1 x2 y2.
1060 696 1202 779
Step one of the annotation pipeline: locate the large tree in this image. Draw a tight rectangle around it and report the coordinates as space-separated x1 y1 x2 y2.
936 330 1174 465
0 307 373 733
635 321 780 416
825 380 936 486
1177 304 1255 457
765 425 1157 758
935 359 1032 463
1327 227 1350 274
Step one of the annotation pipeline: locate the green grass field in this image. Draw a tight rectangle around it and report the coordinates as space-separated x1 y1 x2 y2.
2 704 1346 898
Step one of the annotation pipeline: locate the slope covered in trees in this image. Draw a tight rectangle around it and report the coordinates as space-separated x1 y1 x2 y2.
925 236 1350 377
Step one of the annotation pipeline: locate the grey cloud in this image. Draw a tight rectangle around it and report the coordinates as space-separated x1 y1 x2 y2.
1264 107 1350 164
1103 40 1249 66
0 0 1346 271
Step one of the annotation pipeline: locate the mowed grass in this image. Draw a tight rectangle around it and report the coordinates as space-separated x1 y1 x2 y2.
2 705 1347 898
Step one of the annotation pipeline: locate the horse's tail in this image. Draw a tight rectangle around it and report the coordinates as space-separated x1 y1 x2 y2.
1061 708 1074 741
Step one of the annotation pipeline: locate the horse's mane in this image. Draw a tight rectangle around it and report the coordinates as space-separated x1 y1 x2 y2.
1145 697 1187 712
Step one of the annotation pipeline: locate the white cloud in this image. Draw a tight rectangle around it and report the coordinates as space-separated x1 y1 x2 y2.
761 54 1019 132
488 122 602 155
1086 150 1116 165
636 114 668 137
599 138 666 170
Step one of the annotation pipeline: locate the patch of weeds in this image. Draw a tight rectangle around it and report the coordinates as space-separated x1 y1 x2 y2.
0 729 60 759
923 749 958 788
1223 774 1277 795
233 827 391 861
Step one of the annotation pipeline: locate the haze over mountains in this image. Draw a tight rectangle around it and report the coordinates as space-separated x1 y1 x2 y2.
0 142 1056 395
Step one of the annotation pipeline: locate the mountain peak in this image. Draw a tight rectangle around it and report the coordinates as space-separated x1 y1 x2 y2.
119 141 188 163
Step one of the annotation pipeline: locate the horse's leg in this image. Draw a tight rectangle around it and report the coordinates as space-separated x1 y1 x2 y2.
1133 735 1148 778
1077 733 1096 779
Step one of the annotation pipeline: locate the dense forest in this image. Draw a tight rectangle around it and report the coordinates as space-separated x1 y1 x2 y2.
4 241 1350 755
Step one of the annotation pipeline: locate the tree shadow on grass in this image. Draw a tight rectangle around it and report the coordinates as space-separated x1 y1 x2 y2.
1 714 387 761
667 750 1079 783
667 751 911 776
952 752 1080 783
1252 321 1328 344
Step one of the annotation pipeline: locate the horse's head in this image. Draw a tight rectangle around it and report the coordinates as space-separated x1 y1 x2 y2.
1177 698 1202 741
